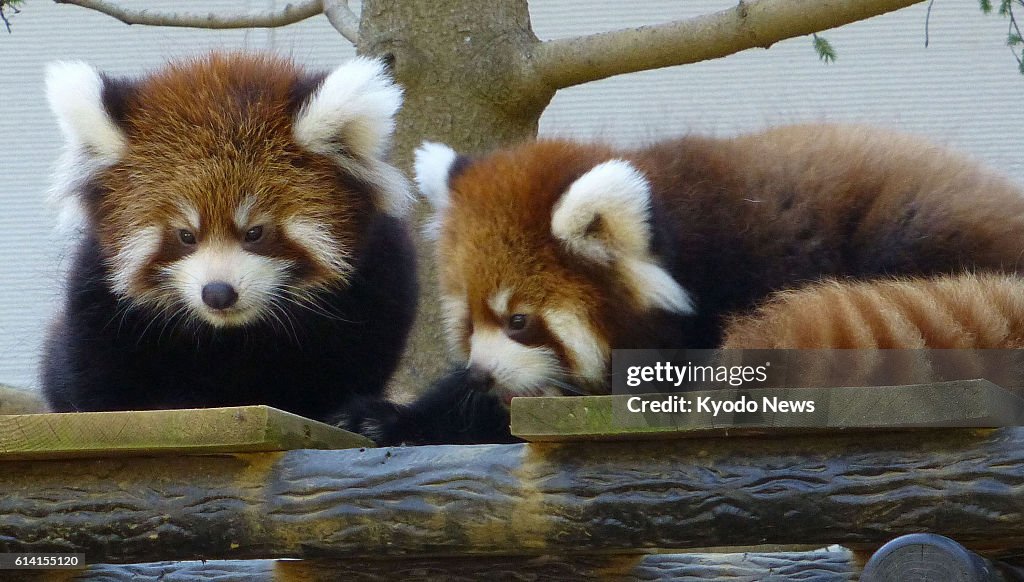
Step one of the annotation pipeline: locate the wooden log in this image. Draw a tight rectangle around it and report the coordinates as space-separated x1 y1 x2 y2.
0 406 372 460
10 548 864 581
2 428 1024 562
510 380 1024 441
862 533 1007 581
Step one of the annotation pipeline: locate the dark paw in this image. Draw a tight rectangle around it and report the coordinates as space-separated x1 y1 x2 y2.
329 397 407 445
330 369 522 446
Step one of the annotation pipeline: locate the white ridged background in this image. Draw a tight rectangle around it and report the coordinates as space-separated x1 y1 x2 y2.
0 0 1021 391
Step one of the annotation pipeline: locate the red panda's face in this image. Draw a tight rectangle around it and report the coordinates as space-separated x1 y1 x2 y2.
97 155 363 328
47 53 409 328
416 141 694 402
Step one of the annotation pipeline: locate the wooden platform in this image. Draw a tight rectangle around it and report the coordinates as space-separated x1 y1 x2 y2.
0 405 372 460
510 379 1024 441
1 384 1022 576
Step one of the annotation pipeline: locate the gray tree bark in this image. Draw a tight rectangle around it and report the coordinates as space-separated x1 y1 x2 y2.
358 0 555 395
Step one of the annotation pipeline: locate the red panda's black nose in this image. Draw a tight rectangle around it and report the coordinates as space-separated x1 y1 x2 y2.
201 282 238 310
466 365 495 391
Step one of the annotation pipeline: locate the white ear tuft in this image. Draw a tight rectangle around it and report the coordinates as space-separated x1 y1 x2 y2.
551 159 652 264
414 141 459 211
292 57 410 216
622 258 695 315
552 159 694 315
293 56 402 162
46 61 127 163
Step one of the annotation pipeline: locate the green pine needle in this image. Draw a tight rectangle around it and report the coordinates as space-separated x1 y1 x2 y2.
812 34 837 64
981 0 994 12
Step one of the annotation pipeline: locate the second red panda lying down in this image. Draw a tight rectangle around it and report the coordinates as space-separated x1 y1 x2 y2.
413 125 1024 405
721 273 1024 350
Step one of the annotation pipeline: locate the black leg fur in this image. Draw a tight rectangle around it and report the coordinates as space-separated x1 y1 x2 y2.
333 368 520 445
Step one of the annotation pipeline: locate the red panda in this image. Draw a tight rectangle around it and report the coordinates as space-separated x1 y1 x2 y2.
719 273 1024 391
412 125 1024 406
721 273 1024 350
40 53 417 421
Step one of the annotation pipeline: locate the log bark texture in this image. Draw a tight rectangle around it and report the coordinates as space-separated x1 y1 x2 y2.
10 549 863 581
1 429 1022 563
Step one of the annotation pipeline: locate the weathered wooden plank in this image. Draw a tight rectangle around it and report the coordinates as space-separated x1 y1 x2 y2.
0 385 48 416
511 380 1024 441
1 428 1023 562
0 406 372 460
9 548 865 581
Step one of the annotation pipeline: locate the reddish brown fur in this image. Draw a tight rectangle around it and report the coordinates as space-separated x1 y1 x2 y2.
93 53 369 295
722 273 1024 349
439 124 1024 382
42 53 419 420
439 141 632 358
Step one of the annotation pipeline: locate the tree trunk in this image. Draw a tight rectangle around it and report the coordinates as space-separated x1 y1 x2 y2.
358 0 555 397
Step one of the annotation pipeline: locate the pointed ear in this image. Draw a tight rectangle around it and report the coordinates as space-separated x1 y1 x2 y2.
414 141 465 211
551 159 653 264
414 141 471 239
552 159 693 315
293 56 402 163
46 61 128 164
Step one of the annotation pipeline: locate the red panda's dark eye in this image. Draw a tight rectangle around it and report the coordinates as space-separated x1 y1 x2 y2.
179 230 196 245
244 225 264 243
506 313 544 345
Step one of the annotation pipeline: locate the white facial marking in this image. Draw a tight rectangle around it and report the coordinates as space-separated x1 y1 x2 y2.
167 243 291 327
542 308 608 385
469 328 563 403
108 225 162 297
487 288 512 317
178 204 201 232
284 217 352 279
233 197 257 231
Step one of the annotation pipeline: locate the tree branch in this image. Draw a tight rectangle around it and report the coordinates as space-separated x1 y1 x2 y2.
529 0 927 91
53 0 326 29
323 0 359 44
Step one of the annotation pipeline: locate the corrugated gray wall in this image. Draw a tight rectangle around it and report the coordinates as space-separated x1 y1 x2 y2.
1 0 1021 391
